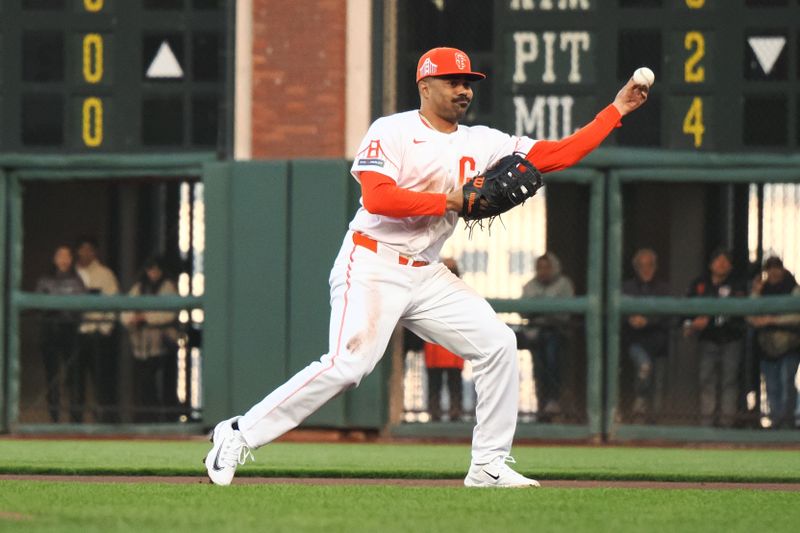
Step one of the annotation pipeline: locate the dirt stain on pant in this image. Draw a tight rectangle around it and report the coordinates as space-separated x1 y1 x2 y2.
345 285 381 356
346 334 364 353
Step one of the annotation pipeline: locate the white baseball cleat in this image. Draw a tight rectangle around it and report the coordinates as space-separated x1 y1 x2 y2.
464 455 540 488
204 417 254 486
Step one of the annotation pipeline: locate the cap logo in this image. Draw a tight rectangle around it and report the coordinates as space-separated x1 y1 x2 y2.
455 52 467 70
419 57 438 79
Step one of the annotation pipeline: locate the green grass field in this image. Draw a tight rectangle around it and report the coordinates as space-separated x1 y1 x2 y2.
1 439 799 532
2 439 800 482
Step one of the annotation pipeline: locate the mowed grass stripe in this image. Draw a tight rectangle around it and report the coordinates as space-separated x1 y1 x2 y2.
1 481 799 533
1 440 799 483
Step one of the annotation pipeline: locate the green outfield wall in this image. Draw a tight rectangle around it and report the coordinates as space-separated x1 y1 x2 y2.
2 150 800 443
201 160 385 428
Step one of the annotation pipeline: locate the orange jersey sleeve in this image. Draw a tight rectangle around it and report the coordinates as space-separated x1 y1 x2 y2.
525 104 622 173
360 171 447 217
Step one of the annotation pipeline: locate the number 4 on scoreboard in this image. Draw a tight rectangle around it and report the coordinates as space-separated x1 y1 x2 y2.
682 97 704 148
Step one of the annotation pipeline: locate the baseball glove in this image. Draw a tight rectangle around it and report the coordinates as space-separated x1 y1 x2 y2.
461 153 543 224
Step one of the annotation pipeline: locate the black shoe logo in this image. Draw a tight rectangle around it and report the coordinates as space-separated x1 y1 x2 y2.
482 469 500 481
212 440 224 471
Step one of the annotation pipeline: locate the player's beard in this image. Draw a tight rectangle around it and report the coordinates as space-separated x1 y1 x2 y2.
450 98 470 122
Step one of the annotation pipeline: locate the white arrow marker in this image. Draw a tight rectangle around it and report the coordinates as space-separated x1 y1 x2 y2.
748 36 786 76
146 41 184 79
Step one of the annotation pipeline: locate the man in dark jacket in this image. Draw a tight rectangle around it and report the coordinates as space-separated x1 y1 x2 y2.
622 248 671 423
35 244 87 422
748 256 800 429
683 248 747 427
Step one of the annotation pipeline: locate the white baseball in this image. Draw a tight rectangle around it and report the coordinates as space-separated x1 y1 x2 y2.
632 67 655 87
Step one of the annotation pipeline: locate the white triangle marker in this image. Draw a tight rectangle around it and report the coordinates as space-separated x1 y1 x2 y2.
146 41 184 79
748 36 786 76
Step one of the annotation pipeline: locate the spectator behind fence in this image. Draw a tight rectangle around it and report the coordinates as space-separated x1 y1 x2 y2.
75 236 120 423
520 252 575 420
121 258 180 423
425 342 464 421
424 258 464 422
622 248 671 423
683 248 747 428
35 245 87 422
748 256 800 429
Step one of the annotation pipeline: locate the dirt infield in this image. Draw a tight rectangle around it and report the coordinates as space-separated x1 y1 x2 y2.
3 475 800 491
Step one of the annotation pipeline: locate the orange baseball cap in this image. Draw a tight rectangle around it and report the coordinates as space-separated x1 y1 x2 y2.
416 47 486 83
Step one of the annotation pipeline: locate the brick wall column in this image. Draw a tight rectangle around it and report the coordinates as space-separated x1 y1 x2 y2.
251 0 347 158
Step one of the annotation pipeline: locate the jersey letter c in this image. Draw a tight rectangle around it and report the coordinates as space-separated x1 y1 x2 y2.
458 156 476 185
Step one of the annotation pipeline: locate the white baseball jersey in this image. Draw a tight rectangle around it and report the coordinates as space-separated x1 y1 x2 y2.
213 85 626 484
350 110 536 263
235 109 539 469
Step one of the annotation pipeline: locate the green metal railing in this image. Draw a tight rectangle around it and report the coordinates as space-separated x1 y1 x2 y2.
606 167 800 443
1 155 211 432
516 166 606 440
391 167 606 441
3 151 800 443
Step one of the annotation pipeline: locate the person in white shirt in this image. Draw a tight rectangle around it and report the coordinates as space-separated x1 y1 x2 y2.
121 257 180 423
75 237 120 423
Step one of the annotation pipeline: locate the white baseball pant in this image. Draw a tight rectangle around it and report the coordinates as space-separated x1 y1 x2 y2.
237 231 519 463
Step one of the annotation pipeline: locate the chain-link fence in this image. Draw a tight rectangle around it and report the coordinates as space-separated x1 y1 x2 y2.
401 319 589 425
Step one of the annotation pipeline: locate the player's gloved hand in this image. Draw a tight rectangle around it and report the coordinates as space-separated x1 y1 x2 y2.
459 153 543 225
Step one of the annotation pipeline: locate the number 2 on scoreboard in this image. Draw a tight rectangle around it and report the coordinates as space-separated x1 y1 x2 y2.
682 97 704 148
684 32 705 83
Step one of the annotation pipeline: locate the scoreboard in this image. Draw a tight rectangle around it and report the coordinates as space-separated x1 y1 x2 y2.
394 0 800 153
4 1 800 154
0 0 227 153
497 0 800 151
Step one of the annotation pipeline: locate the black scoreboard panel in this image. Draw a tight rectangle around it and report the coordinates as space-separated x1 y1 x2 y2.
0 0 227 153
487 0 800 152
397 0 800 152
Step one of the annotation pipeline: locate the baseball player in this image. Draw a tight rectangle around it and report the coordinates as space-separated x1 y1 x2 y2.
205 47 648 487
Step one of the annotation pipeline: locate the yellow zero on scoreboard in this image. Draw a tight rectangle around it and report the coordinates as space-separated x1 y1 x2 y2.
80 31 105 148
84 0 104 13
82 97 103 148
83 34 104 84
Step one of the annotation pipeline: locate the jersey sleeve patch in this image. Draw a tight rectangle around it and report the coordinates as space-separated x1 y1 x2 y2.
353 137 399 177
357 158 385 168
351 117 404 182
356 140 389 167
